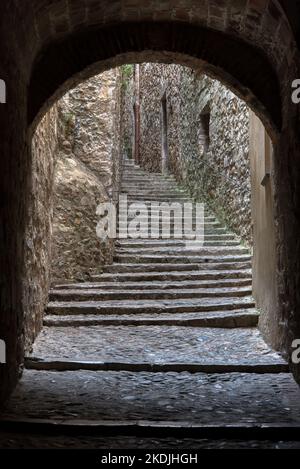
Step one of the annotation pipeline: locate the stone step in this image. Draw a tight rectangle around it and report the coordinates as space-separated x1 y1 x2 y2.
121 184 181 190
117 220 222 228
50 286 252 302
121 184 185 190
5 370 300 434
122 174 176 181
92 269 252 282
43 309 259 328
116 234 239 244
117 240 240 247
119 203 210 212
122 191 188 196
25 359 288 375
116 231 230 238
122 174 175 180
53 278 252 291
25 326 283 369
118 214 216 221
115 247 249 256
123 195 192 201
121 191 188 197
117 227 232 234
126 197 192 202
101 263 252 274
121 178 176 185
122 167 174 174
114 254 252 264
47 297 255 315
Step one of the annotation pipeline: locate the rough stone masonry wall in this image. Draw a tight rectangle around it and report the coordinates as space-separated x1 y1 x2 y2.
179 72 251 244
129 64 252 244
120 65 135 161
51 70 122 282
23 106 59 353
23 68 123 349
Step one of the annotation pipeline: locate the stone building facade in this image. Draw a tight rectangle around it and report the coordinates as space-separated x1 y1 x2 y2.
121 64 252 244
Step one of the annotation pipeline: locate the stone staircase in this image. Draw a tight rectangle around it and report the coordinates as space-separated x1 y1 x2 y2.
2 158 300 448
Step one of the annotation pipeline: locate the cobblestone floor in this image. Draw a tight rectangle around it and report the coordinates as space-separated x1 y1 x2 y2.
29 326 285 365
2 371 300 424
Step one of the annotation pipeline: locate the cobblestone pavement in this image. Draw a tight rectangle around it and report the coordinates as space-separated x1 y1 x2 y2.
30 326 285 366
3 371 300 424
1 158 300 449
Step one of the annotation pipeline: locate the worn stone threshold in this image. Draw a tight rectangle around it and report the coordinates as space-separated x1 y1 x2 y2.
24 358 289 374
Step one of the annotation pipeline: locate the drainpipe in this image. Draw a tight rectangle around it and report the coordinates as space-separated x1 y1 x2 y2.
133 64 140 165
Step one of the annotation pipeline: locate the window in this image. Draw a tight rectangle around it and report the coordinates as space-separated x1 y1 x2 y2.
199 105 210 154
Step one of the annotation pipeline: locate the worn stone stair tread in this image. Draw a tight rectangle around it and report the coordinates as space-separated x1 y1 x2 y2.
3 371 300 428
116 252 250 258
115 239 238 246
117 241 241 247
101 264 252 274
52 278 252 290
118 218 218 224
116 240 240 247
116 230 231 236
26 326 280 365
113 257 251 266
115 247 249 256
44 309 259 327
49 286 252 302
126 198 192 203
47 297 255 315
114 255 252 264
122 190 188 194
92 269 252 281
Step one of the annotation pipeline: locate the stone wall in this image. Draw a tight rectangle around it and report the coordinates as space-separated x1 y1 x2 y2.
249 112 281 351
51 70 122 282
123 64 252 243
22 68 124 351
23 107 59 353
120 65 135 161
178 72 251 244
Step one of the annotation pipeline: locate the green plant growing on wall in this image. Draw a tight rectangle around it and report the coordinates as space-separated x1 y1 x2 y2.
121 64 134 91
61 111 75 139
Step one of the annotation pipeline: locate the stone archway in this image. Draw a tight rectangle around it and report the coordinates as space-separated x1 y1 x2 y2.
0 1 300 405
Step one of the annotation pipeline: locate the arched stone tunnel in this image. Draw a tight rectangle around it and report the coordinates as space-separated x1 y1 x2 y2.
1 0 300 443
